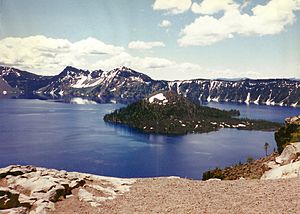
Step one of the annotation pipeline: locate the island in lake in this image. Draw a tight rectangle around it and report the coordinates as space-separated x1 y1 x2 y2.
104 91 281 135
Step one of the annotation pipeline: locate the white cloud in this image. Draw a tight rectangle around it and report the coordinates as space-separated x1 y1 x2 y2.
0 35 204 80
153 0 192 14
128 40 165 50
179 0 300 46
1 35 293 80
0 35 124 75
159 20 172 28
72 37 124 55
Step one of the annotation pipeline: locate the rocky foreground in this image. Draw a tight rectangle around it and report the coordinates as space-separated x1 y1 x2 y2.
1 143 300 213
0 165 135 213
0 165 300 213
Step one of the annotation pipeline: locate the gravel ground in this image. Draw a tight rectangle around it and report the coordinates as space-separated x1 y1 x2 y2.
53 177 300 214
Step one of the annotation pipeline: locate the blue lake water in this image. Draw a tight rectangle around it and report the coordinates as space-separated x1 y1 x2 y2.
0 99 299 179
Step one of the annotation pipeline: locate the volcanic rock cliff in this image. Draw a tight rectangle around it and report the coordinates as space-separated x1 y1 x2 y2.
1 66 300 107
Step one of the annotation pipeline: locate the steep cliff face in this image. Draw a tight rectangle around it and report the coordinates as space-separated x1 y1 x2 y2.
171 79 300 107
1 66 300 106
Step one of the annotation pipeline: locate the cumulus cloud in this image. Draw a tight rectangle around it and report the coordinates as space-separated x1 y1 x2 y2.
0 35 124 74
0 35 205 80
159 20 172 28
0 35 279 80
72 37 124 55
179 0 300 46
153 0 192 14
128 40 165 50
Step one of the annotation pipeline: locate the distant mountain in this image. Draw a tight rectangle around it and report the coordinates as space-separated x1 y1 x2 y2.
1 65 300 107
0 66 52 98
172 78 300 107
35 66 166 103
104 91 280 135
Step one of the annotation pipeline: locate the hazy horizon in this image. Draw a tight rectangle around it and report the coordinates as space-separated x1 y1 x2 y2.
3 64 300 82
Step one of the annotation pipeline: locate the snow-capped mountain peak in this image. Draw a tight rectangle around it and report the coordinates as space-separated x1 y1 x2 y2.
1 65 300 107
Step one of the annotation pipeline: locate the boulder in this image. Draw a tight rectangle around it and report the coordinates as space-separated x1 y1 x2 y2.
29 199 55 214
0 167 11 179
70 179 85 190
12 176 57 195
0 187 20 209
0 165 36 179
18 194 36 208
46 185 66 202
275 142 300 165
262 142 300 180
0 165 136 212
285 115 300 125
261 161 300 180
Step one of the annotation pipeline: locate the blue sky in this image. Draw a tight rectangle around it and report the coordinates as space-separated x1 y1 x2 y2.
0 0 299 80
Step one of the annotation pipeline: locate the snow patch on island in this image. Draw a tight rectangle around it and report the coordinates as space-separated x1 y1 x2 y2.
148 93 168 104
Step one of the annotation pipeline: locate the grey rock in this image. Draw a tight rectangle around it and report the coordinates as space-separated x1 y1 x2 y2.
261 161 300 180
275 142 300 165
46 185 66 202
262 142 300 180
285 115 300 125
29 199 55 214
0 165 36 179
0 165 136 212
18 194 36 208
70 179 85 190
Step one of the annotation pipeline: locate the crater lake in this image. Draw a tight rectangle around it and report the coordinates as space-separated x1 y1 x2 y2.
0 99 299 179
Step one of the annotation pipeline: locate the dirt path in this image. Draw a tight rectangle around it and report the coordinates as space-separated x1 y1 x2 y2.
53 177 300 214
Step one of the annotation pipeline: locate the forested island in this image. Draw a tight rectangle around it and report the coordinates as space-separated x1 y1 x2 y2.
104 91 281 135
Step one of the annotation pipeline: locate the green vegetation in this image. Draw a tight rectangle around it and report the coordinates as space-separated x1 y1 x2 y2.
275 118 300 153
103 91 281 135
202 167 225 180
202 153 277 180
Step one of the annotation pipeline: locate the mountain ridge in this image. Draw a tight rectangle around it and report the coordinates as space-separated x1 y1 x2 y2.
0 65 299 107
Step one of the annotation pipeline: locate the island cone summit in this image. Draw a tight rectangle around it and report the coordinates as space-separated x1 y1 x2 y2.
104 91 280 135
